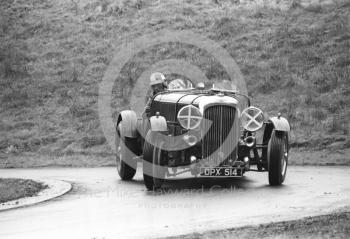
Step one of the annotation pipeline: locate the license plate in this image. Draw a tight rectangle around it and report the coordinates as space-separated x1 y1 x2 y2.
200 167 242 177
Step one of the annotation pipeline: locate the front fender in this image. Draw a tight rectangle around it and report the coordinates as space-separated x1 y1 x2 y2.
268 116 290 132
117 110 138 138
150 115 168 132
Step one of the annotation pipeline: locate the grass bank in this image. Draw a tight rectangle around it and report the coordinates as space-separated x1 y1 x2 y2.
0 178 48 203
164 210 350 239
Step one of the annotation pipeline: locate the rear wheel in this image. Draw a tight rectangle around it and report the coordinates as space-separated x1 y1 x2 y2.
268 130 288 186
143 131 166 190
116 121 138 180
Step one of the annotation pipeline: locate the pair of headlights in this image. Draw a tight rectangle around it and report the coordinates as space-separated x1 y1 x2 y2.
177 105 264 132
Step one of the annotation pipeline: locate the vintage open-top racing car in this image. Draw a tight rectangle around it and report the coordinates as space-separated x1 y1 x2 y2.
115 79 290 190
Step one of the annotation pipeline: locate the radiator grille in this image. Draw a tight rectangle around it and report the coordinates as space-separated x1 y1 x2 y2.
202 105 237 166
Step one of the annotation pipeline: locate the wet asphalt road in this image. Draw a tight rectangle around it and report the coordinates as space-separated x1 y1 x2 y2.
0 166 349 239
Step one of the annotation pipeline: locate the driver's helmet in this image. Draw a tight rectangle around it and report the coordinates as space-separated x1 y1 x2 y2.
150 72 165 86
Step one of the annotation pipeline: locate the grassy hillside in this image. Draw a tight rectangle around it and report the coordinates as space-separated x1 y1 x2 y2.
0 0 349 167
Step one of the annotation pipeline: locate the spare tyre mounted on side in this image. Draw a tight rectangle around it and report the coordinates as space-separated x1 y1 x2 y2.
115 121 138 180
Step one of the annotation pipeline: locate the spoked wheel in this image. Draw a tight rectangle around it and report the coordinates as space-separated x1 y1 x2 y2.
115 121 138 180
143 131 167 190
268 130 289 186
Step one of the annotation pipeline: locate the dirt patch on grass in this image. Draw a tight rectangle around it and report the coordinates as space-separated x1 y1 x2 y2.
0 178 48 203
164 210 350 239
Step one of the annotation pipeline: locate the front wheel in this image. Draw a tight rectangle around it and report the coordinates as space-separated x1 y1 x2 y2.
268 130 288 186
143 131 166 190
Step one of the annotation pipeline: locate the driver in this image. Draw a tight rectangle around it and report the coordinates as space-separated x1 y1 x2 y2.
143 72 166 117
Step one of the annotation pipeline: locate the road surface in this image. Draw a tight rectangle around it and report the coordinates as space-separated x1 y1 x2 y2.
0 166 349 239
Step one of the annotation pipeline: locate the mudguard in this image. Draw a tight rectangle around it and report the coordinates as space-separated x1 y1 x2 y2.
268 116 290 132
262 116 291 160
117 110 138 138
150 115 168 132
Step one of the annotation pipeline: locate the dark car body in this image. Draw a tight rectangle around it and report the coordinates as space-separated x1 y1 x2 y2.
116 82 291 189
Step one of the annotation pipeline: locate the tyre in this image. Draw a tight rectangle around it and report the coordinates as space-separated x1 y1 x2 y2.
143 131 166 190
115 121 138 180
267 130 288 186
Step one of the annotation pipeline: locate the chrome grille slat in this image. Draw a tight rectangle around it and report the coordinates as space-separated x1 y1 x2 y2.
203 105 236 166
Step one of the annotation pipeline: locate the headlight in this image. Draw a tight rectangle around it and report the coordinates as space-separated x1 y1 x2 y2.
241 106 264 132
177 105 202 130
